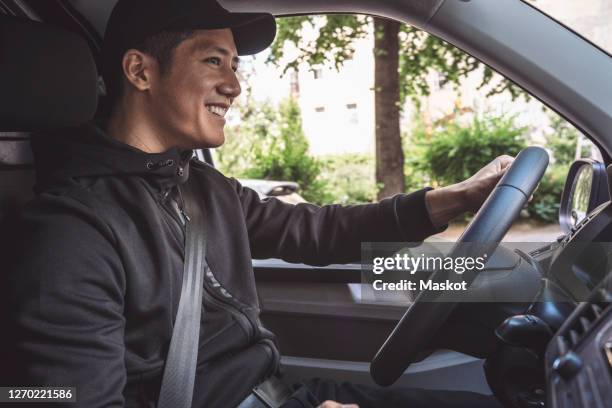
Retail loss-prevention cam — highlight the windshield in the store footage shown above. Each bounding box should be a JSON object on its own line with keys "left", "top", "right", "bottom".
{"left": 525, "top": 0, "right": 612, "bottom": 55}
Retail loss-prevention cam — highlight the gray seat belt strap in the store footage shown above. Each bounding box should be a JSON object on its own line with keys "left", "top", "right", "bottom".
{"left": 158, "top": 177, "right": 206, "bottom": 408}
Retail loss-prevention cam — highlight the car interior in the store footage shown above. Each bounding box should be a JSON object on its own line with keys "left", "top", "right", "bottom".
{"left": 0, "top": 1, "right": 611, "bottom": 407}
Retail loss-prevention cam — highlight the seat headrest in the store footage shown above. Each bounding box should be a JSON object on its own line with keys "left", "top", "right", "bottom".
{"left": 0, "top": 17, "right": 98, "bottom": 131}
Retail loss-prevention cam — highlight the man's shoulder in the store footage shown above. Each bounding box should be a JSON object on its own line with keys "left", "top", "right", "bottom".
{"left": 19, "top": 183, "right": 117, "bottom": 246}
{"left": 31, "top": 179, "right": 106, "bottom": 213}
{"left": 189, "top": 157, "right": 241, "bottom": 191}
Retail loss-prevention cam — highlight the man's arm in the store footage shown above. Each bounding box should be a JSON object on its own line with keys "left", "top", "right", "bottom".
{"left": 233, "top": 182, "right": 441, "bottom": 265}
{"left": 235, "top": 155, "right": 514, "bottom": 265}
{"left": 4, "top": 194, "right": 126, "bottom": 407}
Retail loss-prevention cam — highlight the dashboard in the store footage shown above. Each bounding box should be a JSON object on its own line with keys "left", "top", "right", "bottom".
{"left": 483, "top": 196, "right": 612, "bottom": 408}
{"left": 545, "top": 275, "right": 611, "bottom": 408}
{"left": 550, "top": 201, "right": 612, "bottom": 301}
{"left": 543, "top": 201, "right": 612, "bottom": 407}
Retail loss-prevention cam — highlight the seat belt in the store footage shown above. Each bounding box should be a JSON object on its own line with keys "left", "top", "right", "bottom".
{"left": 158, "top": 176, "right": 206, "bottom": 408}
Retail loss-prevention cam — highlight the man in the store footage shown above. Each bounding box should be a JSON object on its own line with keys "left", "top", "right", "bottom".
{"left": 5, "top": 0, "right": 510, "bottom": 407}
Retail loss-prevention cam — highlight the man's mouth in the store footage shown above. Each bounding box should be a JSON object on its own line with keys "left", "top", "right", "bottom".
{"left": 205, "top": 104, "right": 228, "bottom": 118}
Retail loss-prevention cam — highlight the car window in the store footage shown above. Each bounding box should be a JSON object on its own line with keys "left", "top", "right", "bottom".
{"left": 215, "top": 14, "right": 600, "bottom": 242}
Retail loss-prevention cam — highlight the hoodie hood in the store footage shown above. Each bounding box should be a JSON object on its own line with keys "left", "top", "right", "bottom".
{"left": 31, "top": 123, "right": 193, "bottom": 192}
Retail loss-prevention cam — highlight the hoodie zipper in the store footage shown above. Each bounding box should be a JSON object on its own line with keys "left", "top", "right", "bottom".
{"left": 201, "top": 281, "right": 254, "bottom": 343}
{"left": 166, "top": 187, "right": 255, "bottom": 343}
{"left": 158, "top": 191, "right": 187, "bottom": 243}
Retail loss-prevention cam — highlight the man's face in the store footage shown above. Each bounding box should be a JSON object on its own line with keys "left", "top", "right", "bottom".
{"left": 148, "top": 28, "right": 241, "bottom": 149}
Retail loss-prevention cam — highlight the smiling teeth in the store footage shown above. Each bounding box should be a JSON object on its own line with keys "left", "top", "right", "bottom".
{"left": 206, "top": 105, "right": 228, "bottom": 117}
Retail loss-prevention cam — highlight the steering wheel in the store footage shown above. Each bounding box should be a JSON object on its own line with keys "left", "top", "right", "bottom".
{"left": 370, "top": 146, "right": 549, "bottom": 386}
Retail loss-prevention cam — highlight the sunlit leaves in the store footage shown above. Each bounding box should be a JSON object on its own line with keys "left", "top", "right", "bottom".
{"left": 268, "top": 15, "right": 369, "bottom": 74}
{"left": 269, "top": 15, "right": 523, "bottom": 106}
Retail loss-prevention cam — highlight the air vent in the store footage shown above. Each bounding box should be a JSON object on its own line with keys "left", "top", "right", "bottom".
{"left": 568, "top": 329, "right": 580, "bottom": 346}
{"left": 560, "top": 300, "right": 611, "bottom": 349}
{"left": 591, "top": 303, "right": 603, "bottom": 317}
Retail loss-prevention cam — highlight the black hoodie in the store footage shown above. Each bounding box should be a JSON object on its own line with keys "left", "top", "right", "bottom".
{"left": 4, "top": 124, "right": 442, "bottom": 407}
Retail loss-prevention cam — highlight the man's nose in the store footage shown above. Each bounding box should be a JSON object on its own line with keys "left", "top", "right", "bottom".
{"left": 218, "top": 70, "right": 241, "bottom": 99}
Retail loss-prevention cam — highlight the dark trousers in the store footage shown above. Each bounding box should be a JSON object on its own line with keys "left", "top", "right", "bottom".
{"left": 280, "top": 378, "right": 503, "bottom": 408}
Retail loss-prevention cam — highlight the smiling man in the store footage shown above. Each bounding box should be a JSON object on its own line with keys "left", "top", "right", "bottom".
{"left": 105, "top": 29, "right": 241, "bottom": 152}
{"left": 5, "top": 0, "right": 508, "bottom": 407}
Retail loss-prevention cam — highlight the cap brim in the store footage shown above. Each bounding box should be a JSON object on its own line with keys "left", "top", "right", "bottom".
{"left": 230, "top": 14, "right": 276, "bottom": 56}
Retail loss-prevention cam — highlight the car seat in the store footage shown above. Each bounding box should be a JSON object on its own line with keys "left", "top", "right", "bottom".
{"left": 0, "top": 15, "right": 98, "bottom": 230}
{"left": 0, "top": 15, "right": 98, "bottom": 383}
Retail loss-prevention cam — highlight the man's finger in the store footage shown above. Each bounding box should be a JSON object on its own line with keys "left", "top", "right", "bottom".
{"left": 497, "top": 155, "right": 514, "bottom": 171}
{"left": 317, "top": 401, "right": 359, "bottom": 408}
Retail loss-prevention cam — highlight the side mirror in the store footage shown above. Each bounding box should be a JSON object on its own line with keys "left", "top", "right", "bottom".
{"left": 559, "top": 159, "right": 609, "bottom": 233}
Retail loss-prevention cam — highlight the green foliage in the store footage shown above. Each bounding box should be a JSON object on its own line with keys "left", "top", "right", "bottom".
{"left": 402, "top": 115, "right": 432, "bottom": 192}
{"left": 401, "top": 111, "right": 573, "bottom": 223}
{"left": 269, "top": 16, "right": 523, "bottom": 106}
{"left": 417, "top": 114, "right": 528, "bottom": 186}
{"left": 397, "top": 26, "right": 522, "bottom": 106}
{"left": 219, "top": 101, "right": 574, "bottom": 223}
{"left": 546, "top": 111, "right": 580, "bottom": 164}
{"left": 215, "top": 100, "right": 276, "bottom": 177}
{"left": 316, "top": 111, "right": 574, "bottom": 221}
{"left": 526, "top": 165, "right": 567, "bottom": 223}
{"left": 268, "top": 15, "right": 369, "bottom": 74}
{"left": 521, "top": 110, "right": 586, "bottom": 222}
{"left": 216, "top": 98, "right": 328, "bottom": 204}
{"left": 246, "top": 100, "right": 328, "bottom": 203}
{"left": 319, "top": 154, "right": 377, "bottom": 204}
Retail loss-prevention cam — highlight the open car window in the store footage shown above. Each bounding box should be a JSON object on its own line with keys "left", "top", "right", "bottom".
{"left": 216, "top": 13, "right": 601, "bottom": 242}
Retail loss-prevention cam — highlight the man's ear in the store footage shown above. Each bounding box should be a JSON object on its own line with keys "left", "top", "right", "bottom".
{"left": 121, "top": 49, "right": 158, "bottom": 91}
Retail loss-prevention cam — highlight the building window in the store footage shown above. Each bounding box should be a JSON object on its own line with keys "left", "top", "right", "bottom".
{"left": 315, "top": 106, "right": 325, "bottom": 113}
{"left": 313, "top": 69, "right": 323, "bottom": 79}
{"left": 346, "top": 103, "right": 358, "bottom": 124}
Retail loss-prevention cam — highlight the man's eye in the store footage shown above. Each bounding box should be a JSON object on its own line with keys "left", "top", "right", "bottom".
{"left": 205, "top": 57, "right": 221, "bottom": 65}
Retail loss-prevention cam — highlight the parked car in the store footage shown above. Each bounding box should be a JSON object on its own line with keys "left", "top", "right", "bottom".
{"left": 239, "top": 179, "right": 307, "bottom": 204}
{"left": 0, "top": 1, "right": 611, "bottom": 408}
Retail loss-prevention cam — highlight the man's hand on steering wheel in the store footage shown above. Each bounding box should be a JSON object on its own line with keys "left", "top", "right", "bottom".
{"left": 371, "top": 147, "right": 549, "bottom": 387}
{"left": 425, "top": 155, "right": 515, "bottom": 228}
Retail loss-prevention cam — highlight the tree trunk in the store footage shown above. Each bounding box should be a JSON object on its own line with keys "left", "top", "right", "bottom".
{"left": 374, "top": 17, "right": 404, "bottom": 201}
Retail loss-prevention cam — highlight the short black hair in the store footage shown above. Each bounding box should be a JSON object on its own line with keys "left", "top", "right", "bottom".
{"left": 105, "top": 29, "right": 194, "bottom": 104}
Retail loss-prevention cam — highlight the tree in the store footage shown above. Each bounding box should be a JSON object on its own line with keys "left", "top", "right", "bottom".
{"left": 268, "top": 15, "right": 521, "bottom": 200}
{"left": 216, "top": 97, "right": 328, "bottom": 204}
{"left": 374, "top": 18, "right": 404, "bottom": 199}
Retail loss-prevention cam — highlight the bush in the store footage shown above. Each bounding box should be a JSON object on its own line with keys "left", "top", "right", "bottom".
{"left": 219, "top": 101, "right": 572, "bottom": 223}
{"left": 403, "top": 112, "right": 569, "bottom": 224}
{"left": 215, "top": 101, "right": 276, "bottom": 176}
{"left": 417, "top": 114, "right": 528, "bottom": 186}
{"left": 527, "top": 111, "right": 579, "bottom": 223}
{"left": 320, "top": 154, "right": 376, "bottom": 204}
{"left": 403, "top": 115, "right": 432, "bottom": 192}
{"left": 217, "top": 98, "right": 329, "bottom": 204}
{"left": 526, "top": 165, "right": 567, "bottom": 223}
{"left": 244, "top": 99, "right": 328, "bottom": 203}
{"left": 527, "top": 111, "right": 584, "bottom": 223}
{"left": 546, "top": 112, "right": 579, "bottom": 165}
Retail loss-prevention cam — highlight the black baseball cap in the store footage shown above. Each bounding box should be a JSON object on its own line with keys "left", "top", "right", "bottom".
{"left": 102, "top": 0, "right": 276, "bottom": 92}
